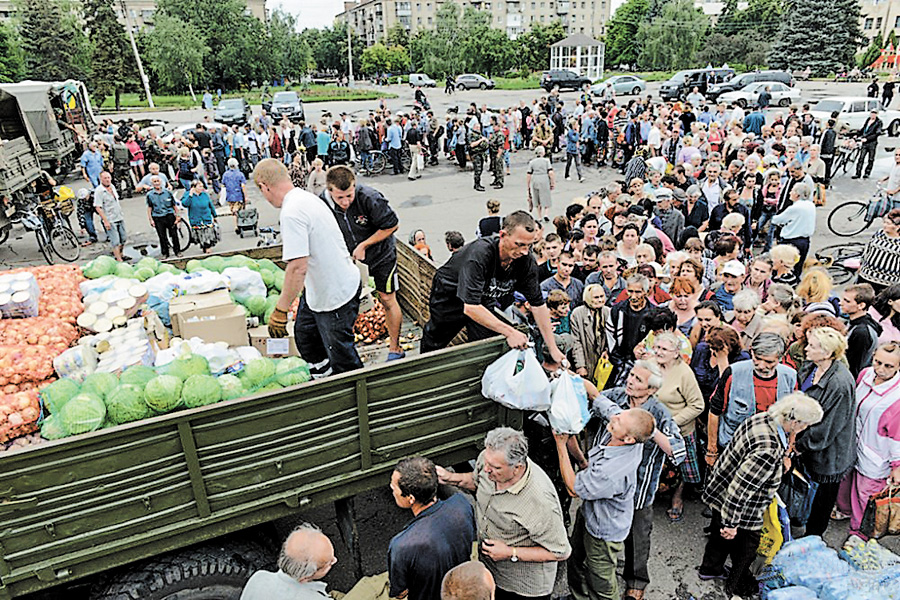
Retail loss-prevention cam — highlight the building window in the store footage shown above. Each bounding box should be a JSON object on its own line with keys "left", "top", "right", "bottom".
{"left": 895, "top": 15, "right": 900, "bottom": 28}
{"left": 417, "top": 16, "right": 422, "bottom": 23}
{"left": 531, "top": 1, "right": 535, "bottom": 7}
{"left": 428, "top": 16, "right": 432, "bottom": 23}
{"left": 865, "top": 17, "right": 873, "bottom": 29}
{"left": 540, "top": 14, "right": 545, "bottom": 20}
{"left": 877, "top": 17, "right": 883, "bottom": 29}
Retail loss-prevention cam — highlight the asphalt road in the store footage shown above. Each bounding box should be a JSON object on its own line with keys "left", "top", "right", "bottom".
{"left": 10, "top": 79, "right": 900, "bottom": 599}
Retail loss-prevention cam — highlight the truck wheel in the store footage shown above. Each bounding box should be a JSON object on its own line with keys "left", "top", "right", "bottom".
{"left": 889, "top": 120, "right": 900, "bottom": 137}
{"left": 90, "top": 540, "right": 272, "bottom": 600}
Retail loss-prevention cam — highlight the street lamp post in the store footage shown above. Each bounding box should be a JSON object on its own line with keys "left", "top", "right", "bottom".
{"left": 119, "top": 0, "right": 154, "bottom": 108}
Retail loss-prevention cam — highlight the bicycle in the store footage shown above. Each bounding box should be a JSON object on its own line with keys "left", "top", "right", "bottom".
{"left": 16, "top": 197, "right": 81, "bottom": 264}
{"left": 814, "top": 242, "right": 866, "bottom": 285}
{"left": 357, "top": 148, "right": 388, "bottom": 175}
{"left": 827, "top": 184, "right": 889, "bottom": 237}
{"left": 833, "top": 137, "right": 861, "bottom": 176}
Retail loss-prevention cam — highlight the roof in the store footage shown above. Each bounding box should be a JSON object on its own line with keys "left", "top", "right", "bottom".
{"left": 551, "top": 33, "right": 602, "bottom": 48}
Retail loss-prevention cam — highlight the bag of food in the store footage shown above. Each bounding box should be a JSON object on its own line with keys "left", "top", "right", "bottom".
{"left": 593, "top": 356, "right": 613, "bottom": 388}
{"left": 481, "top": 348, "right": 551, "bottom": 411}
{"left": 548, "top": 372, "right": 590, "bottom": 434}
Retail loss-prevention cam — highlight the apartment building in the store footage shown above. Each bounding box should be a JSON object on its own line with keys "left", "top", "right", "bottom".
{"left": 339, "top": 0, "right": 610, "bottom": 46}
{"left": 860, "top": 0, "right": 900, "bottom": 47}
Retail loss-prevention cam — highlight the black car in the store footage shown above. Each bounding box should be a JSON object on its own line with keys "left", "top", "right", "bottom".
{"left": 659, "top": 67, "right": 735, "bottom": 101}
{"left": 706, "top": 70, "right": 795, "bottom": 101}
{"left": 540, "top": 69, "right": 593, "bottom": 92}
{"left": 264, "top": 91, "right": 305, "bottom": 123}
{"left": 214, "top": 98, "right": 251, "bottom": 125}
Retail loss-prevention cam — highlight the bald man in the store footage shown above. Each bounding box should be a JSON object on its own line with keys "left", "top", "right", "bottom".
{"left": 441, "top": 561, "right": 495, "bottom": 600}
{"left": 240, "top": 523, "right": 337, "bottom": 600}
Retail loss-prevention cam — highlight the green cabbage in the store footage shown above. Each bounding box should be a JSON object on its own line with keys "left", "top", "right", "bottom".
{"left": 144, "top": 375, "right": 184, "bottom": 412}
{"left": 182, "top": 374, "right": 223, "bottom": 408}
{"left": 244, "top": 295, "right": 267, "bottom": 318}
{"left": 201, "top": 256, "right": 226, "bottom": 273}
{"left": 276, "top": 357, "right": 311, "bottom": 387}
{"left": 41, "top": 378, "right": 81, "bottom": 414}
{"left": 106, "top": 384, "right": 151, "bottom": 424}
{"left": 115, "top": 263, "right": 135, "bottom": 279}
{"left": 59, "top": 393, "right": 106, "bottom": 435}
{"left": 241, "top": 358, "right": 276, "bottom": 388}
{"left": 185, "top": 259, "right": 203, "bottom": 273}
{"left": 274, "top": 271, "right": 285, "bottom": 291}
{"left": 217, "top": 374, "right": 244, "bottom": 400}
{"left": 163, "top": 354, "right": 210, "bottom": 381}
{"left": 119, "top": 365, "right": 157, "bottom": 388}
{"left": 80, "top": 372, "right": 119, "bottom": 401}
{"left": 255, "top": 382, "right": 284, "bottom": 394}
{"left": 137, "top": 257, "right": 159, "bottom": 273}
{"left": 156, "top": 263, "right": 180, "bottom": 275}
{"left": 83, "top": 255, "right": 117, "bottom": 279}
{"left": 257, "top": 258, "right": 278, "bottom": 272}
{"left": 40, "top": 414, "right": 68, "bottom": 440}
{"left": 134, "top": 267, "right": 155, "bottom": 281}
{"left": 259, "top": 269, "right": 275, "bottom": 288}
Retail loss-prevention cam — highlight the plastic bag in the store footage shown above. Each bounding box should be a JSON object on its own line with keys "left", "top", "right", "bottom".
{"left": 548, "top": 372, "right": 590, "bottom": 434}
{"left": 758, "top": 497, "right": 785, "bottom": 564}
{"left": 593, "top": 356, "right": 613, "bottom": 388}
{"left": 481, "top": 349, "right": 551, "bottom": 411}
{"left": 767, "top": 587, "right": 817, "bottom": 600}
{"left": 222, "top": 267, "right": 266, "bottom": 303}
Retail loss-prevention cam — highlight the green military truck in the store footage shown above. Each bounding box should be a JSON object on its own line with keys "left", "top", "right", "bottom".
{"left": 0, "top": 241, "right": 511, "bottom": 600}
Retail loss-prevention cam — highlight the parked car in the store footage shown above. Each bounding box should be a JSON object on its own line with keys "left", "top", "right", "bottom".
{"left": 409, "top": 73, "right": 436, "bottom": 87}
{"left": 717, "top": 81, "right": 801, "bottom": 108}
{"left": 455, "top": 74, "right": 496, "bottom": 90}
{"left": 591, "top": 74, "right": 647, "bottom": 97}
{"left": 540, "top": 69, "right": 592, "bottom": 92}
{"left": 810, "top": 96, "right": 900, "bottom": 136}
{"left": 263, "top": 91, "right": 305, "bottom": 122}
{"left": 706, "top": 70, "right": 794, "bottom": 101}
{"left": 214, "top": 98, "right": 252, "bottom": 125}
{"left": 659, "top": 67, "right": 735, "bottom": 101}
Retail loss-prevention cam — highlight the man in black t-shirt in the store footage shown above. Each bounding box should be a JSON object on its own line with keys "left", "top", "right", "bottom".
{"left": 421, "top": 211, "right": 565, "bottom": 365}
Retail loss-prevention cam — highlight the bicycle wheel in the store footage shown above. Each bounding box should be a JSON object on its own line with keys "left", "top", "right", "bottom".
{"left": 826, "top": 263, "right": 857, "bottom": 285}
{"left": 842, "top": 148, "right": 859, "bottom": 174}
{"left": 400, "top": 147, "right": 412, "bottom": 172}
{"left": 35, "top": 230, "right": 53, "bottom": 265}
{"left": 815, "top": 242, "right": 867, "bottom": 263}
{"left": 828, "top": 201, "right": 870, "bottom": 236}
{"left": 49, "top": 225, "right": 81, "bottom": 262}
{"left": 370, "top": 152, "right": 387, "bottom": 174}
{"left": 177, "top": 219, "right": 193, "bottom": 252}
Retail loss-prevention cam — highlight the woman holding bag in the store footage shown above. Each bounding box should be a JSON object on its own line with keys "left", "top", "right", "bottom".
{"left": 570, "top": 283, "right": 610, "bottom": 385}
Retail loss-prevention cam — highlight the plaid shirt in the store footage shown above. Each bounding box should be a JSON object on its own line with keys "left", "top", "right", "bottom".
{"left": 701, "top": 412, "right": 787, "bottom": 531}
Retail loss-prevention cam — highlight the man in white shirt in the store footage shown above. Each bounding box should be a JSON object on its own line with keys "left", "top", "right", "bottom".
{"left": 699, "top": 162, "right": 728, "bottom": 213}
{"left": 241, "top": 523, "right": 337, "bottom": 600}
{"left": 254, "top": 159, "right": 363, "bottom": 376}
{"left": 880, "top": 148, "right": 900, "bottom": 201}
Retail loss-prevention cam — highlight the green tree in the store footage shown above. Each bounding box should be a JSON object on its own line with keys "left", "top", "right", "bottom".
{"left": 83, "top": 0, "right": 131, "bottom": 110}
{"left": 697, "top": 30, "right": 770, "bottom": 70}
{"left": 770, "top": 0, "right": 862, "bottom": 75}
{"left": 518, "top": 20, "right": 566, "bottom": 71}
{"left": 889, "top": 30, "right": 898, "bottom": 50}
{"left": 15, "top": 0, "right": 89, "bottom": 80}
{"left": 386, "top": 23, "right": 410, "bottom": 48}
{"left": 0, "top": 21, "right": 24, "bottom": 82}
{"left": 145, "top": 14, "right": 208, "bottom": 92}
{"left": 604, "top": 0, "right": 649, "bottom": 68}
{"left": 409, "top": 2, "right": 465, "bottom": 76}
{"left": 636, "top": 0, "right": 709, "bottom": 70}
{"left": 361, "top": 43, "right": 391, "bottom": 75}
{"left": 387, "top": 45, "right": 411, "bottom": 73}
{"left": 859, "top": 33, "right": 884, "bottom": 70}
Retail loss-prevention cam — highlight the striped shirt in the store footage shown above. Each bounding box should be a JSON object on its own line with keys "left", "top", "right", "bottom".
{"left": 859, "top": 231, "right": 900, "bottom": 287}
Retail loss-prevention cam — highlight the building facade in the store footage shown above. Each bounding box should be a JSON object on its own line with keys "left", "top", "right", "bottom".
{"left": 339, "top": 0, "right": 610, "bottom": 46}
{"left": 0, "top": 0, "right": 266, "bottom": 28}
{"left": 860, "top": 0, "right": 900, "bottom": 48}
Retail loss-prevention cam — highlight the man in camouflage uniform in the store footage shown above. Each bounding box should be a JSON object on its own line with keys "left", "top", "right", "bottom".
{"left": 489, "top": 116, "right": 505, "bottom": 189}
{"left": 469, "top": 120, "right": 488, "bottom": 192}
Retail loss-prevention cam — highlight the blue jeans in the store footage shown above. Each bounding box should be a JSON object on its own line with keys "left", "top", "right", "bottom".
{"left": 359, "top": 150, "right": 370, "bottom": 172}
{"left": 81, "top": 205, "right": 98, "bottom": 242}
{"left": 756, "top": 210, "right": 776, "bottom": 251}
{"left": 294, "top": 286, "right": 362, "bottom": 375}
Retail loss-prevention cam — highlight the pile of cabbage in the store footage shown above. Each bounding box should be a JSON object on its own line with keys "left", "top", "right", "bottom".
{"left": 81, "top": 255, "right": 287, "bottom": 323}
{"left": 38, "top": 354, "right": 311, "bottom": 440}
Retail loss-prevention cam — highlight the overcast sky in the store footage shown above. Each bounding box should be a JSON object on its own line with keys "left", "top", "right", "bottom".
{"left": 271, "top": 0, "right": 625, "bottom": 29}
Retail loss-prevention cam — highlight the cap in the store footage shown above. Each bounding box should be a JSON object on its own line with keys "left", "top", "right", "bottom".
{"left": 76, "top": 188, "right": 91, "bottom": 200}
{"left": 626, "top": 205, "right": 646, "bottom": 217}
{"left": 513, "top": 292, "right": 527, "bottom": 304}
{"left": 653, "top": 188, "right": 673, "bottom": 201}
{"left": 646, "top": 261, "right": 665, "bottom": 276}
{"left": 722, "top": 260, "right": 746, "bottom": 277}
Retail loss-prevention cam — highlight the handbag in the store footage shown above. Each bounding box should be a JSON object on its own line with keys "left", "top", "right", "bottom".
{"left": 777, "top": 468, "right": 819, "bottom": 527}
{"left": 416, "top": 150, "right": 425, "bottom": 171}
{"left": 813, "top": 182, "right": 827, "bottom": 207}
{"left": 592, "top": 356, "right": 613, "bottom": 389}
{"left": 860, "top": 483, "right": 900, "bottom": 539}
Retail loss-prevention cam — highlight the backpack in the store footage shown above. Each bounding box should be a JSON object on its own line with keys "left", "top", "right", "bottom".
{"left": 178, "top": 158, "right": 193, "bottom": 179}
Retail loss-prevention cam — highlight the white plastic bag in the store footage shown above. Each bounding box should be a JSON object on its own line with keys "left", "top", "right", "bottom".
{"left": 481, "top": 349, "right": 551, "bottom": 411}
{"left": 548, "top": 372, "right": 591, "bottom": 434}
{"left": 222, "top": 267, "right": 266, "bottom": 303}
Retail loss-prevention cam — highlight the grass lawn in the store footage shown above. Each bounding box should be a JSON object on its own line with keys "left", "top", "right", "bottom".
{"left": 495, "top": 75, "right": 543, "bottom": 90}
{"left": 97, "top": 85, "right": 396, "bottom": 111}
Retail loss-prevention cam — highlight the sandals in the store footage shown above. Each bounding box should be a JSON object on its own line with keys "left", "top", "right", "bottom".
{"left": 831, "top": 508, "right": 851, "bottom": 521}
{"left": 386, "top": 351, "right": 406, "bottom": 362}
{"left": 667, "top": 506, "right": 684, "bottom": 523}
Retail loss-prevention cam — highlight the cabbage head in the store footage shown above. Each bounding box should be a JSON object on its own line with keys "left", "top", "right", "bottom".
{"left": 255, "top": 382, "right": 284, "bottom": 394}
{"left": 185, "top": 259, "right": 203, "bottom": 273}
{"left": 80, "top": 372, "right": 119, "bottom": 401}
{"left": 83, "top": 255, "right": 117, "bottom": 279}
{"left": 164, "top": 354, "right": 210, "bottom": 381}
{"left": 59, "top": 393, "right": 106, "bottom": 435}
{"left": 137, "top": 257, "right": 159, "bottom": 273}
{"left": 241, "top": 358, "right": 276, "bottom": 388}
{"left": 144, "top": 375, "right": 184, "bottom": 412}
{"left": 119, "top": 365, "right": 157, "bottom": 388}
{"left": 40, "top": 414, "right": 68, "bottom": 440}
{"left": 276, "top": 357, "right": 311, "bottom": 387}
{"left": 259, "top": 269, "right": 275, "bottom": 288}
{"left": 106, "top": 384, "right": 151, "bottom": 424}
{"left": 274, "top": 271, "right": 285, "bottom": 291}
{"left": 41, "top": 378, "right": 81, "bottom": 414}
{"left": 182, "top": 374, "right": 223, "bottom": 408}
{"left": 134, "top": 267, "right": 155, "bottom": 281}
{"left": 201, "top": 256, "right": 226, "bottom": 273}
{"left": 115, "top": 263, "right": 135, "bottom": 279}
{"left": 244, "top": 295, "right": 267, "bottom": 318}
{"left": 217, "top": 374, "right": 245, "bottom": 400}
{"left": 156, "top": 263, "right": 180, "bottom": 275}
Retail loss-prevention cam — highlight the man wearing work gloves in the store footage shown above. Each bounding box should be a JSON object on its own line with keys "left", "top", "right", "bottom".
{"left": 253, "top": 159, "right": 363, "bottom": 376}
{"left": 420, "top": 210, "right": 566, "bottom": 366}
{"left": 320, "top": 166, "right": 405, "bottom": 361}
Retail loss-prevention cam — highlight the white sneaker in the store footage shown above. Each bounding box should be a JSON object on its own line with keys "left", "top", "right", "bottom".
{"left": 565, "top": 177, "right": 572, "bottom": 181}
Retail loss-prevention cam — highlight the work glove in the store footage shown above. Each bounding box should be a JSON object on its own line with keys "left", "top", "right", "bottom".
{"left": 268, "top": 307, "right": 289, "bottom": 338}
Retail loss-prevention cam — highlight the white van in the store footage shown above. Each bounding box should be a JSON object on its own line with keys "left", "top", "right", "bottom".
{"left": 409, "top": 73, "right": 436, "bottom": 88}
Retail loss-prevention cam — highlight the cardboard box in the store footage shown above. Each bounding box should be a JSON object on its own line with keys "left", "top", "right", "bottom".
{"left": 358, "top": 286, "right": 375, "bottom": 314}
{"left": 169, "top": 289, "right": 233, "bottom": 337}
{"left": 180, "top": 305, "right": 249, "bottom": 347}
{"left": 249, "top": 324, "right": 300, "bottom": 357}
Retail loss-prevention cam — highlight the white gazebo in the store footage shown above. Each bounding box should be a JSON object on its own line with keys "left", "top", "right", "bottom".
{"left": 550, "top": 34, "right": 605, "bottom": 81}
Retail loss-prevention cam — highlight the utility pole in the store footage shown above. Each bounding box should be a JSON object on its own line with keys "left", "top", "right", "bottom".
{"left": 119, "top": 0, "right": 154, "bottom": 108}
{"left": 347, "top": 12, "right": 355, "bottom": 88}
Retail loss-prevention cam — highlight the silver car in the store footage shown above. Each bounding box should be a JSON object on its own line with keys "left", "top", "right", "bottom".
{"left": 455, "top": 74, "right": 496, "bottom": 90}
{"left": 591, "top": 75, "right": 647, "bottom": 97}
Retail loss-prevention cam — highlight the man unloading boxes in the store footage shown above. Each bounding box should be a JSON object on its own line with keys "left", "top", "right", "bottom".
{"left": 253, "top": 159, "right": 362, "bottom": 376}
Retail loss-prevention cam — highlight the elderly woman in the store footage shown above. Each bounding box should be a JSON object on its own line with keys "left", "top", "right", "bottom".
{"left": 730, "top": 289, "right": 763, "bottom": 350}
{"left": 770, "top": 244, "right": 801, "bottom": 287}
{"left": 699, "top": 393, "right": 823, "bottom": 598}
{"left": 762, "top": 282, "right": 801, "bottom": 320}
{"left": 668, "top": 276, "right": 699, "bottom": 336}
{"left": 744, "top": 256, "right": 773, "bottom": 302}
{"left": 570, "top": 283, "right": 610, "bottom": 383}
{"left": 858, "top": 208, "right": 900, "bottom": 295}
{"left": 786, "top": 312, "right": 847, "bottom": 369}
{"left": 653, "top": 331, "right": 704, "bottom": 523}
{"left": 527, "top": 145, "right": 555, "bottom": 222}
{"left": 797, "top": 268, "right": 838, "bottom": 316}
{"left": 795, "top": 327, "right": 857, "bottom": 537}
{"left": 836, "top": 343, "right": 900, "bottom": 539}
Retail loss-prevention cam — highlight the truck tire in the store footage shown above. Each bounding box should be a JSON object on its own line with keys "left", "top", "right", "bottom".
{"left": 91, "top": 539, "right": 273, "bottom": 600}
